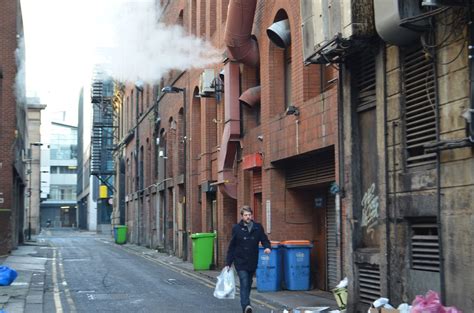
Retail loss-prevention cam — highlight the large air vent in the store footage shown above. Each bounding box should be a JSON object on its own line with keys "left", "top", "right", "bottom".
{"left": 411, "top": 221, "right": 440, "bottom": 272}
{"left": 285, "top": 149, "right": 335, "bottom": 188}
{"left": 355, "top": 51, "right": 376, "bottom": 112}
{"left": 358, "top": 264, "right": 381, "bottom": 305}
{"left": 403, "top": 46, "right": 437, "bottom": 167}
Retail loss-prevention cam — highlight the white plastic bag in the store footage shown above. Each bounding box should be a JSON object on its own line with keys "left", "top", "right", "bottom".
{"left": 213, "top": 267, "right": 235, "bottom": 299}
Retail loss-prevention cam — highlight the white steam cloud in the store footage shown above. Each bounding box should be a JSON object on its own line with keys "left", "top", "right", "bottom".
{"left": 22, "top": 0, "right": 221, "bottom": 106}
{"left": 95, "top": 0, "right": 221, "bottom": 83}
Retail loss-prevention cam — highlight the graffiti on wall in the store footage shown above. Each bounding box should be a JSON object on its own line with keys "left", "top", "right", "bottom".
{"left": 361, "top": 183, "right": 379, "bottom": 237}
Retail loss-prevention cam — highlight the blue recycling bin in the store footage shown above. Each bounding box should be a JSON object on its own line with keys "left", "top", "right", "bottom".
{"left": 281, "top": 240, "right": 313, "bottom": 291}
{"left": 256, "top": 241, "right": 282, "bottom": 292}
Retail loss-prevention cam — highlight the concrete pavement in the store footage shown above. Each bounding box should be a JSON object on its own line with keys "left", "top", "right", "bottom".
{"left": 0, "top": 241, "right": 47, "bottom": 313}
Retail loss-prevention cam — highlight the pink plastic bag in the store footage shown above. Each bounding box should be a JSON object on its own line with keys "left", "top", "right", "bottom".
{"left": 411, "top": 290, "right": 442, "bottom": 313}
{"left": 442, "top": 307, "right": 462, "bottom": 313}
{"left": 411, "top": 291, "right": 462, "bottom": 313}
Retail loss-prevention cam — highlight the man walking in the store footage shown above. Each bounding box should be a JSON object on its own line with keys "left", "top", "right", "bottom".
{"left": 225, "top": 205, "right": 271, "bottom": 313}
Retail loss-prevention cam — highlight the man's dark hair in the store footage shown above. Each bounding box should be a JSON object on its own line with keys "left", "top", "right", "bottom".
{"left": 240, "top": 205, "right": 253, "bottom": 215}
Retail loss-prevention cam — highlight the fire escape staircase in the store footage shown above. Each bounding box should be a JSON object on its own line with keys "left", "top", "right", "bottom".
{"left": 91, "top": 71, "right": 117, "bottom": 192}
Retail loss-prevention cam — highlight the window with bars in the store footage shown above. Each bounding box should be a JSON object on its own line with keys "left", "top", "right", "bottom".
{"left": 358, "top": 264, "right": 381, "bottom": 305}
{"left": 402, "top": 46, "right": 437, "bottom": 167}
{"left": 410, "top": 220, "right": 440, "bottom": 272}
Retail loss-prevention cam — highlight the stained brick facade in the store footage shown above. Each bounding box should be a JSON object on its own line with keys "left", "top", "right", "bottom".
{"left": 113, "top": 0, "right": 342, "bottom": 291}
{"left": 0, "top": 0, "right": 26, "bottom": 255}
{"left": 111, "top": 1, "right": 473, "bottom": 311}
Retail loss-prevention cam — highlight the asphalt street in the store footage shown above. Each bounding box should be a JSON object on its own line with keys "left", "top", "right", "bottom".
{"left": 39, "top": 229, "right": 274, "bottom": 313}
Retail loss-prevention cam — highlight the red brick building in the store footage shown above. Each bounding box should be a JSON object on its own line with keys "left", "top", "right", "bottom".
{"left": 113, "top": 0, "right": 343, "bottom": 292}
{"left": 0, "top": 0, "right": 27, "bottom": 255}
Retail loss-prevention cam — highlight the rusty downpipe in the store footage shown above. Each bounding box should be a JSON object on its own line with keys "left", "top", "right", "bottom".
{"left": 224, "top": 0, "right": 259, "bottom": 67}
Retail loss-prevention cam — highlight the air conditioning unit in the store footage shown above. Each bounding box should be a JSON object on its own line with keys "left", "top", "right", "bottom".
{"left": 199, "top": 69, "right": 215, "bottom": 97}
{"left": 300, "top": 0, "right": 375, "bottom": 64}
{"left": 201, "top": 180, "right": 217, "bottom": 193}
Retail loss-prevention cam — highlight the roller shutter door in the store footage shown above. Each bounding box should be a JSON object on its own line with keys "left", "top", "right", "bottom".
{"left": 326, "top": 193, "right": 338, "bottom": 289}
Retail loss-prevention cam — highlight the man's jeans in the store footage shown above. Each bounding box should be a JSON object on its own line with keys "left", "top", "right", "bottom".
{"left": 237, "top": 270, "right": 255, "bottom": 311}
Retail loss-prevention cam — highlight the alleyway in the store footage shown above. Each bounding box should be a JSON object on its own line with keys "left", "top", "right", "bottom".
{"left": 40, "top": 229, "right": 273, "bottom": 313}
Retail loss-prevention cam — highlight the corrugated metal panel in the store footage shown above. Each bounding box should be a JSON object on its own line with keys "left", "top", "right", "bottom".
{"left": 326, "top": 193, "right": 338, "bottom": 289}
{"left": 403, "top": 46, "right": 437, "bottom": 167}
{"left": 358, "top": 264, "right": 381, "bottom": 305}
{"left": 253, "top": 170, "right": 262, "bottom": 193}
{"left": 411, "top": 222, "right": 440, "bottom": 272}
{"left": 286, "top": 152, "right": 335, "bottom": 188}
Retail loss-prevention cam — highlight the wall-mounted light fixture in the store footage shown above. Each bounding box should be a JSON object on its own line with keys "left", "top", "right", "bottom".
{"left": 158, "top": 150, "right": 167, "bottom": 159}
{"left": 285, "top": 105, "right": 300, "bottom": 116}
{"left": 421, "top": 0, "right": 439, "bottom": 6}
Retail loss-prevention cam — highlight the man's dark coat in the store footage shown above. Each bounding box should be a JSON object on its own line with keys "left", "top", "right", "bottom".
{"left": 226, "top": 220, "right": 271, "bottom": 271}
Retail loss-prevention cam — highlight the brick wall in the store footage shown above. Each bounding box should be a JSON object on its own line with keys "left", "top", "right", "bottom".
{"left": 117, "top": 0, "right": 341, "bottom": 269}
{"left": 0, "top": 0, "right": 21, "bottom": 255}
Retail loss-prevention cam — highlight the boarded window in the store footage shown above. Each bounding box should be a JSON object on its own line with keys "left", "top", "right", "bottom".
{"left": 402, "top": 46, "right": 437, "bottom": 167}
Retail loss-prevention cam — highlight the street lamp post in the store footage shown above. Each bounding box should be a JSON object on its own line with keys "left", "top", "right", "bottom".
{"left": 28, "top": 142, "right": 43, "bottom": 240}
{"left": 161, "top": 86, "right": 187, "bottom": 259}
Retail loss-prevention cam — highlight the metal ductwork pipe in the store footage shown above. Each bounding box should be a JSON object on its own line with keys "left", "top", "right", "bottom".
{"left": 224, "top": 0, "right": 259, "bottom": 67}
{"left": 373, "top": 0, "right": 425, "bottom": 46}
{"left": 266, "top": 19, "right": 291, "bottom": 49}
{"left": 239, "top": 86, "right": 261, "bottom": 107}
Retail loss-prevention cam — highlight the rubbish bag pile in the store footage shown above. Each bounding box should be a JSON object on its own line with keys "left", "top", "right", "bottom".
{"left": 411, "top": 290, "right": 462, "bottom": 313}
{"left": 368, "top": 291, "right": 462, "bottom": 313}
{"left": 327, "top": 277, "right": 462, "bottom": 313}
{"left": 0, "top": 266, "right": 17, "bottom": 286}
{"left": 213, "top": 267, "right": 235, "bottom": 299}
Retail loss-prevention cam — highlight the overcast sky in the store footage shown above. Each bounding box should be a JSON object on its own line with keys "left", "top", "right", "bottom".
{"left": 20, "top": 0, "right": 221, "bottom": 142}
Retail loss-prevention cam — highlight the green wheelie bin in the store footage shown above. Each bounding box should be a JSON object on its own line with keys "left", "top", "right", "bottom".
{"left": 114, "top": 225, "right": 128, "bottom": 244}
{"left": 190, "top": 232, "right": 216, "bottom": 270}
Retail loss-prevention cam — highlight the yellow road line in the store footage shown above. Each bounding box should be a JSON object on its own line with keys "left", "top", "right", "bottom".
{"left": 57, "top": 250, "right": 77, "bottom": 312}
{"left": 51, "top": 248, "right": 64, "bottom": 313}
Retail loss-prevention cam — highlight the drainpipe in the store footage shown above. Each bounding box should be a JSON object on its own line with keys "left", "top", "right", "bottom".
{"left": 382, "top": 45, "right": 392, "bottom": 301}
{"left": 182, "top": 88, "right": 188, "bottom": 260}
{"left": 469, "top": 7, "right": 474, "bottom": 143}
{"left": 337, "top": 65, "right": 345, "bottom": 281}
{"left": 432, "top": 39, "right": 446, "bottom": 304}
{"left": 135, "top": 88, "right": 141, "bottom": 245}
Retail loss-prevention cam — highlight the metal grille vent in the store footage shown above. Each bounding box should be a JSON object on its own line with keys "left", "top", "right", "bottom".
{"left": 411, "top": 222, "right": 440, "bottom": 272}
{"left": 285, "top": 151, "right": 335, "bottom": 188}
{"left": 358, "top": 264, "right": 381, "bottom": 305}
{"left": 355, "top": 52, "right": 376, "bottom": 112}
{"left": 403, "top": 47, "right": 437, "bottom": 167}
